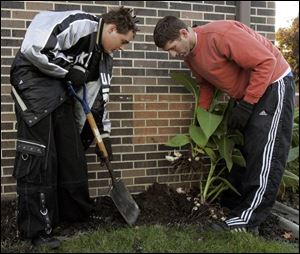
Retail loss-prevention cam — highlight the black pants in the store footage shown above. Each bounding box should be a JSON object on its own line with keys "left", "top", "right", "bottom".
{"left": 13, "top": 98, "right": 94, "bottom": 239}
{"left": 222, "top": 75, "right": 295, "bottom": 228}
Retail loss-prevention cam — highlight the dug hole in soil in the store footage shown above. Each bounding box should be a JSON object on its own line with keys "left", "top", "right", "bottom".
{"left": 1, "top": 182, "right": 299, "bottom": 253}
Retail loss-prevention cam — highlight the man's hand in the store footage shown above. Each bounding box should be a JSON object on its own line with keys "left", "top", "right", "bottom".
{"left": 228, "top": 100, "right": 254, "bottom": 131}
{"left": 95, "top": 137, "right": 113, "bottom": 163}
{"left": 65, "top": 65, "right": 87, "bottom": 88}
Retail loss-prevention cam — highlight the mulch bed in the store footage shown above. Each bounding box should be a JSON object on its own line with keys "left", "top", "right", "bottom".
{"left": 1, "top": 182, "right": 298, "bottom": 253}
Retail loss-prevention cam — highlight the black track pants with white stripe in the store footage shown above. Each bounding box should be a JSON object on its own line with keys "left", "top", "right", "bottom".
{"left": 225, "top": 75, "right": 295, "bottom": 228}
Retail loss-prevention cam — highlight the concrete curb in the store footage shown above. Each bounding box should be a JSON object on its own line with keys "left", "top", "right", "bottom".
{"left": 273, "top": 201, "right": 299, "bottom": 224}
{"left": 272, "top": 213, "right": 299, "bottom": 238}
{"left": 271, "top": 201, "right": 299, "bottom": 239}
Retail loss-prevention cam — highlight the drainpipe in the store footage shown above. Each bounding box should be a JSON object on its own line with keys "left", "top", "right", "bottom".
{"left": 236, "top": 1, "right": 251, "bottom": 26}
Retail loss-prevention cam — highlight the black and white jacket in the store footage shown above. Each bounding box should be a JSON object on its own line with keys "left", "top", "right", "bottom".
{"left": 10, "top": 10, "right": 113, "bottom": 145}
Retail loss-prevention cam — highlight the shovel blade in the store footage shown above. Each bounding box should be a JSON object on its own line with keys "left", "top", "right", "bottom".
{"left": 109, "top": 178, "right": 140, "bottom": 226}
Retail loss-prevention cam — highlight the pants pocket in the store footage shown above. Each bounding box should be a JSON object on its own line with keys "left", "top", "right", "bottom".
{"left": 13, "top": 139, "right": 46, "bottom": 184}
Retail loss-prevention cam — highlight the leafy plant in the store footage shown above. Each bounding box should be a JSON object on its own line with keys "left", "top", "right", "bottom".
{"left": 275, "top": 15, "right": 299, "bottom": 199}
{"left": 278, "top": 107, "right": 299, "bottom": 199}
{"left": 166, "top": 73, "right": 245, "bottom": 204}
{"left": 276, "top": 16, "right": 299, "bottom": 88}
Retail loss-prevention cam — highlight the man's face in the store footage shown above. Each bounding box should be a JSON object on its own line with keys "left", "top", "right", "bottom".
{"left": 163, "top": 29, "right": 191, "bottom": 59}
{"left": 102, "top": 24, "right": 134, "bottom": 54}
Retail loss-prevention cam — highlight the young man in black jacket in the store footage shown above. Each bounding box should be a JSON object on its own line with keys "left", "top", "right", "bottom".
{"left": 10, "top": 7, "right": 138, "bottom": 249}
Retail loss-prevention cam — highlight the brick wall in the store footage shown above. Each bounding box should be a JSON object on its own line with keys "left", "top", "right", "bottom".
{"left": 1, "top": 1, "right": 276, "bottom": 198}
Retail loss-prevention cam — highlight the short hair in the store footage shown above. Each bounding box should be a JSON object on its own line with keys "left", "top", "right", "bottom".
{"left": 102, "top": 6, "right": 139, "bottom": 36}
{"left": 153, "top": 16, "right": 188, "bottom": 48}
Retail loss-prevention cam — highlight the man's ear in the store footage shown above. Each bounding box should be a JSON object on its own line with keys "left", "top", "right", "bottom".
{"left": 107, "top": 23, "right": 117, "bottom": 34}
{"left": 179, "top": 28, "right": 189, "bottom": 38}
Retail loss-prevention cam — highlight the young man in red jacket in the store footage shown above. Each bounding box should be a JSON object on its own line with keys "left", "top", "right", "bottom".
{"left": 154, "top": 16, "right": 295, "bottom": 234}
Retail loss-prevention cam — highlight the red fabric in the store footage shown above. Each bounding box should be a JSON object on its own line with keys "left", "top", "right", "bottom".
{"left": 184, "top": 20, "right": 289, "bottom": 110}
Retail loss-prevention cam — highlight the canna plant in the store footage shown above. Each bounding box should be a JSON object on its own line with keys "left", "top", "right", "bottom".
{"left": 278, "top": 107, "right": 299, "bottom": 199}
{"left": 166, "top": 73, "right": 245, "bottom": 204}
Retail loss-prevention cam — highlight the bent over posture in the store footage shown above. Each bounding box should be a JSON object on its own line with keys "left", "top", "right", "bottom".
{"left": 153, "top": 16, "right": 295, "bottom": 234}
{"left": 10, "top": 7, "right": 138, "bottom": 248}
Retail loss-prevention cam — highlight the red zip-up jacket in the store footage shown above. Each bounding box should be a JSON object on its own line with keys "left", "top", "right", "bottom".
{"left": 184, "top": 20, "right": 290, "bottom": 110}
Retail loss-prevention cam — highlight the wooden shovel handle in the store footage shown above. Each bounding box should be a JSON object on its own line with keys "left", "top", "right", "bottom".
{"left": 86, "top": 112, "right": 109, "bottom": 159}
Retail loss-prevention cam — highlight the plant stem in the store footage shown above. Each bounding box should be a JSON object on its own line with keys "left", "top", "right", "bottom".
{"left": 202, "top": 162, "right": 216, "bottom": 203}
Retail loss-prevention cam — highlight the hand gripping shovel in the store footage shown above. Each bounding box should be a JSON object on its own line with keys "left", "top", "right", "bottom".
{"left": 67, "top": 82, "right": 140, "bottom": 226}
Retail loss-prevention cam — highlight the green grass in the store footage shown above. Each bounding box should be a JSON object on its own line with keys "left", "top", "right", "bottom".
{"left": 40, "top": 224, "right": 298, "bottom": 253}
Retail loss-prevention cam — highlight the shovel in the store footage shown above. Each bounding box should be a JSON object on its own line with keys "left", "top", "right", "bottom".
{"left": 67, "top": 82, "right": 140, "bottom": 226}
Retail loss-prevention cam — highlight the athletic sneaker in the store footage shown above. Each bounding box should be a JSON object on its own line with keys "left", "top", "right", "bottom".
{"left": 209, "top": 221, "right": 259, "bottom": 236}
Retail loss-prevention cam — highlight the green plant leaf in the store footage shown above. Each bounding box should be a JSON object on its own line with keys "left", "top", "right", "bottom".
{"left": 211, "top": 102, "right": 228, "bottom": 114}
{"left": 166, "top": 134, "right": 190, "bottom": 147}
{"left": 292, "top": 122, "right": 299, "bottom": 130}
{"left": 170, "top": 73, "right": 199, "bottom": 99}
{"left": 203, "top": 147, "right": 217, "bottom": 163}
{"left": 282, "top": 170, "right": 299, "bottom": 189}
{"left": 209, "top": 184, "right": 229, "bottom": 203}
{"left": 209, "top": 89, "right": 224, "bottom": 112}
{"left": 228, "top": 132, "right": 244, "bottom": 146}
{"left": 287, "top": 146, "right": 299, "bottom": 162}
{"left": 293, "top": 107, "right": 299, "bottom": 121}
{"left": 214, "top": 136, "right": 235, "bottom": 170}
{"left": 213, "top": 177, "right": 241, "bottom": 196}
{"left": 189, "top": 125, "right": 208, "bottom": 148}
{"left": 170, "top": 73, "right": 199, "bottom": 125}
{"left": 196, "top": 107, "right": 223, "bottom": 140}
{"left": 232, "top": 149, "right": 246, "bottom": 167}
{"left": 283, "top": 169, "right": 299, "bottom": 180}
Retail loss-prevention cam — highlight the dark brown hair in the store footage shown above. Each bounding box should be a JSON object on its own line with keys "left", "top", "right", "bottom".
{"left": 153, "top": 16, "right": 188, "bottom": 48}
{"left": 102, "top": 6, "right": 139, "bottom": 36}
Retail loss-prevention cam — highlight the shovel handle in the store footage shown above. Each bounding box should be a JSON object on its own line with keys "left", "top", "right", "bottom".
{"left": 67, "top": 82, "right": 116, "bottom": 182}
{"left": 86, "top": 111, "right": 117, "bottom": 183}
{"left": 86, "top": 112, "right": 109, "bottom": 159}
{"left": 67, "top": 81, "right": 107, "bottom": 157}
{"left": 67, "top": 82, "right": 109, "bottom": 159}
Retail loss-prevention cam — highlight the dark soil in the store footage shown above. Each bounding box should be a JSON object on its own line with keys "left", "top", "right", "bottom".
{"left": 1, "top": 182, "right": 298, "bottom": 253}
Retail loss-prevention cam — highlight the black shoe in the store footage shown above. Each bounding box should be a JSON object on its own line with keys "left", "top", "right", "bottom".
{"left": 209, "top": 221, "right": 231, "bottom": 232}
{"left": 31, "top": 233, "right": 60, "bottom": 249}
{"left": 247, "top": 226, "right": 259, "bottom": 236}
{"left": 209, "top": 221, "right": 259, "bottom": 236}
